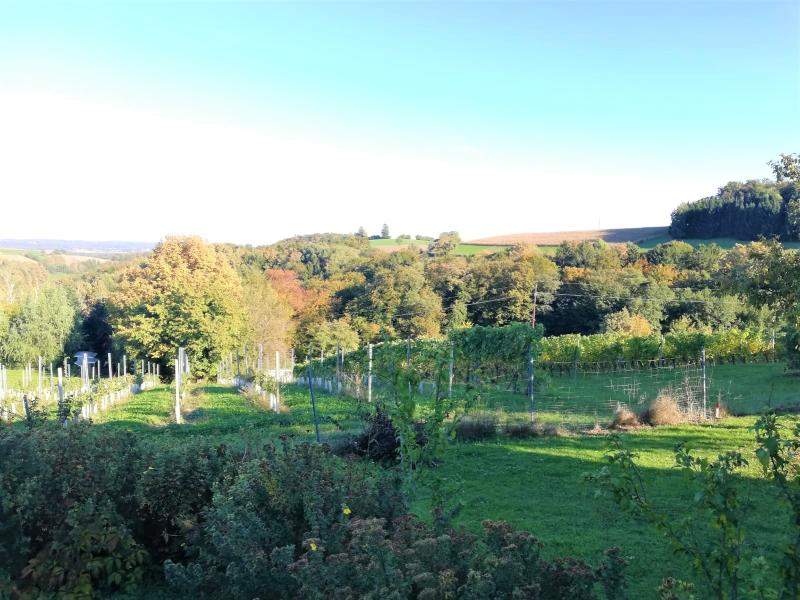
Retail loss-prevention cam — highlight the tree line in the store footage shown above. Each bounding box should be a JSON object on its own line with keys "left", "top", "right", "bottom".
{"left": 669, "top": 153, "right": 800, "bottom": 241}
{"left": 1, "top": 161, "right": 798, "bottom": 377}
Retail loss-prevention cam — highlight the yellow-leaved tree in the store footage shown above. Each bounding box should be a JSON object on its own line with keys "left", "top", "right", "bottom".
{"left": 111, "top": 236, "right": 245, "bottom": 378}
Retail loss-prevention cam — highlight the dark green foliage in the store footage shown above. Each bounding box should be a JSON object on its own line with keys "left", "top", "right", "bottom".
{"left": 352, "top": 409, "right": 401, "bottom": 462}
{"left": 669, "top": 180, "right": 790, "bottom": 240}
{"left": 165, "top": 441, "right": 407, "bottom": 598}
{"left": 288, "top": 517, "right": 624, "bottom": 600}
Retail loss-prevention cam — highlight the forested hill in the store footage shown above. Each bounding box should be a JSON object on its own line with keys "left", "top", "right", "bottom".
{"left": 669, "top": 153, "right": 800, "bottom": 242}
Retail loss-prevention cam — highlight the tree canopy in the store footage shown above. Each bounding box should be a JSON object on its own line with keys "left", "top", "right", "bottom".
{"left": 111, "top": 237, "right": 245, "bottom": 377}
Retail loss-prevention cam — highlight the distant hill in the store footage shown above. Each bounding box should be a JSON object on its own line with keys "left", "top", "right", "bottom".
{"left": 0, "top": 239, "right": 154, "bottom": 254}
{"left": 468, "top": 227, "right": 669, "bottom": 246}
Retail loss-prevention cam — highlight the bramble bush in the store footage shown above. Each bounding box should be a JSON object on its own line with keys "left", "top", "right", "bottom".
{"left": 2, "top": 423, "right": 631, "bottom": 599}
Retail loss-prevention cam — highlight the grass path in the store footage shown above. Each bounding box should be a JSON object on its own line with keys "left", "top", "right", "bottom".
{"left": 95, "top": 382, "right": 365, "bottom": 445}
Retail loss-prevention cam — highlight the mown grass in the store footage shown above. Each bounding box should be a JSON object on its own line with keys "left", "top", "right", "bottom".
{"left": 411, "top": 417, "right": 796, "bottom": 597}
{"left": 409, "top": 362, "right": 799, "bottom": 429}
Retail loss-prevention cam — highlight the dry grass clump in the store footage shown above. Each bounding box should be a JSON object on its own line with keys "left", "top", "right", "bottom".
{"left": 503, "top": 420, "right": 540, "bottom": 438}
{"left": 455, "top": 414, "right": 498, "bottom": 441}
{"left": 540, "top": 424, "right": 566, "bottom": 437}
{"left": 642, "top": 393, "right": 686, "bottom": 426}
{"left": 611, "top": 406, "right": 640, "bottom": 429}
{"left": 500, "top": 420, "right": 567, "bottom": 438}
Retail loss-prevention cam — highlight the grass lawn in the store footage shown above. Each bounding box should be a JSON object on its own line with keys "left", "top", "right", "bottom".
{"left": 426, "top": 362, "right": 799, "bottom": 428}
{"left": 411, "top": 417, "right": 795, "bottom": 597}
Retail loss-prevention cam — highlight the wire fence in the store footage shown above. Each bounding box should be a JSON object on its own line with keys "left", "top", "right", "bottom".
{"left": 292, "top": 352, "right": 728, "bottom": 429}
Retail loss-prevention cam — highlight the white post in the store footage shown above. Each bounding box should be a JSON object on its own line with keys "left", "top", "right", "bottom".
{"left": 175, "top": 350, "right": 183, "bottom": 424}
{"left": 448, "top": 343, "right": 454, "bottom": 398}
{"left": 367, "top": 343, "right": 373, "bottom": 403}
{"left": 81, "top": 353, "right": 89, "bottom": 391}
{"left": 701, "top": 347, "right": 707, "bottom": 418}
{"left": 108, "top": 353, "right": 113, "bottom": 380}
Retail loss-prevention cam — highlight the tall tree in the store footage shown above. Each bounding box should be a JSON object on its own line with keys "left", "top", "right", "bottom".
{"left": 111, "top": 237, "right": 245, "bottom": 377}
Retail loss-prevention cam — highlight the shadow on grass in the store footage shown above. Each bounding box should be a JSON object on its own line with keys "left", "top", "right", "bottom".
{"left": 416, "top": 432, "right": 788, "bottom": 597}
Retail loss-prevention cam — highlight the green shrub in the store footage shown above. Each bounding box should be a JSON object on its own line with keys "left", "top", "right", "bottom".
{"left": 2, "top": 423, "right": 627, "bottom": 598}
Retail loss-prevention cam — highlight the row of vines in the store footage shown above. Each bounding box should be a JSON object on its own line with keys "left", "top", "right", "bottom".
{"left": 302, "top": 325, "right": 780, "bottom": 385}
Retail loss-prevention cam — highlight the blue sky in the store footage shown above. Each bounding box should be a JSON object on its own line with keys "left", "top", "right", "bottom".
{"left": 1, "top": 1, "right": 798, "bottom": 243}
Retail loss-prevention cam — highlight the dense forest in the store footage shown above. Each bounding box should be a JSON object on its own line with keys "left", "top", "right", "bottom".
{"left": 669, "top": 153, "right": 800, "bottom": 241}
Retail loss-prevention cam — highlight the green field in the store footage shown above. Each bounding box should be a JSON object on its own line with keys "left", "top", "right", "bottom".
{"left": 637, "top": 235, "right": 800, "bottom": 250}
{"left": 411, "top": 417, "right": 791, "bottom": 596}
{"left": 368, "top": 238, "right": 509, "bottom": 256}
{"left": 93, "top": 383, "right": 363, "bottom": 446}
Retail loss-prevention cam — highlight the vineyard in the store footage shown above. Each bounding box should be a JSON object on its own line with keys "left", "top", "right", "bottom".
{"left": 289, "top": 324, "right": 791, "bottom": 426}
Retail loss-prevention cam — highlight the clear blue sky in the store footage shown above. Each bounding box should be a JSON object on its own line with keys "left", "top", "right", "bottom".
{"left": 1, "top": 1, "right": 798, "bottom": 243}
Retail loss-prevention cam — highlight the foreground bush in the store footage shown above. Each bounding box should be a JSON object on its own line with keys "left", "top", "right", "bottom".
{"left": 0, "top": 423, "right": 626, "bottom": 598}
{"left": 0, "top": 424, "right": 403, "bottom": 598}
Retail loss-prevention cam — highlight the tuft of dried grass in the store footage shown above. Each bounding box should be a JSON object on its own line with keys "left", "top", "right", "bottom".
{"left": 642, "top": 393, "right": 686, "bottom": 426}
{"left": 503, "top": 420, "right": 541, "bottom": 439}
{"left": 455, "top": 414, "right": 498, "bottom": 442}
{"left": 611, "top": 406, "right": 640, "bottom": 429}
{"left": 541, "top": 424, "right": 566, "bottom": 437}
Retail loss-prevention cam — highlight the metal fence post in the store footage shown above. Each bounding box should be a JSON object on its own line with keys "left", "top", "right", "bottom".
{"left": 701, "top": 347, "right": 707, "bottom": 418}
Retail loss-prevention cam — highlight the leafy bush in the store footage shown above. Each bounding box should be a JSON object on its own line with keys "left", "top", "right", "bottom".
{"left": 288, "top": 518, "right": 626, "bottom": 600}
{"left": 352, "top": 409, "right": 401, "bottom": 462}
{"left": 2, "top": 421, "right": 631, "bottom": 598}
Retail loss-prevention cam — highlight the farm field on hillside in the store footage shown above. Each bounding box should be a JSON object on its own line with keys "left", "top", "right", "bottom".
{"left": 368, "top": 238, "right": 509, "bottom": 255}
